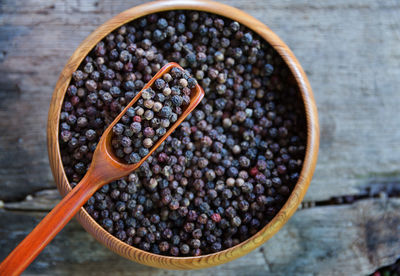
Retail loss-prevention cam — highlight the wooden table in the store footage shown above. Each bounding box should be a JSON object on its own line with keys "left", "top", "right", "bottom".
{"left": 1, "top": 0, "right": 399, "bottom": 275}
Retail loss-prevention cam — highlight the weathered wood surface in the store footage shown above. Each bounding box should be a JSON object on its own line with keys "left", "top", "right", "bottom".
{"left": 1, "top": 0, "right": 399, "bottom": 202}
{"left": 1, "top": 192, "right": 399, "bottom": 276}
{"left": 1, "top": 0, "right": 400, "bottom": 275}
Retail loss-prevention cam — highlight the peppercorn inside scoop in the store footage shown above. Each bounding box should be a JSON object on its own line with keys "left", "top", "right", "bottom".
{"left": 111, "top": 67, "right": 197, "bottom": 164}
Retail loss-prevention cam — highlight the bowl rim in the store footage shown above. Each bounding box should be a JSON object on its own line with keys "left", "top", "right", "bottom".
{"left": 47, "top": 0, "right": 319, "bottom": 270}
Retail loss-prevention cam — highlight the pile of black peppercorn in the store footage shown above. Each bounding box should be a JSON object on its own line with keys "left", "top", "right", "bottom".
{"left": 59, "top": 11, "right": 307, "bottom": 257}
{"left": 111, "top": 67, "right": 196, "bottom": 164}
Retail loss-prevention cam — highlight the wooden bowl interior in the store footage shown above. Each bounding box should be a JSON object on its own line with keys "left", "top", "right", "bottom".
{"left": 47, "top": 0, "right": 319, "bottom": 270}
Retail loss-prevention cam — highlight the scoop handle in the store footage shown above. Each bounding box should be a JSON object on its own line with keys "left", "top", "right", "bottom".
{"left": 0, "top": 174, "right": 103, "bottom": 276}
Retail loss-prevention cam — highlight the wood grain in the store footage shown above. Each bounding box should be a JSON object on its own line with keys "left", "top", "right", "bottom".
{"left": 46, "top": 0, "right": 319, "bottom": 270}
{"left": 1, "top": 0, "right": 400, "bottom": 274}
{"left": 0, "top": 174, "right": 101, "bottom": 276}
{"left": 1, "top": 194, "right": 399, "bottom": 275}
{"left": 1, "top": 0, "right": 399, "bottom": 203}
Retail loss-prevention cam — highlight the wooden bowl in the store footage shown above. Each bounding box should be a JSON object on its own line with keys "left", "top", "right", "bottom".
{"left": 47, "top": 0, "right": 319, "bottom": 270}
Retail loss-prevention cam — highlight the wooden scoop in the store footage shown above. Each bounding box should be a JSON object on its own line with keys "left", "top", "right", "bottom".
{"left": 0, "top": 62, "right": 204, "bottom": 275}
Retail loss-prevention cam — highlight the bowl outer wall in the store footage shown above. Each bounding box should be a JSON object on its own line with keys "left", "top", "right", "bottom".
{"left": 47, "top": 0, "right": 319, "bottom": 270}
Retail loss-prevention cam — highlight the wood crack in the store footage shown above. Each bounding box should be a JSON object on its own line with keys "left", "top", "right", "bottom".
{"left": 300, "top": 181, "right": 400, "bottom": 210}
